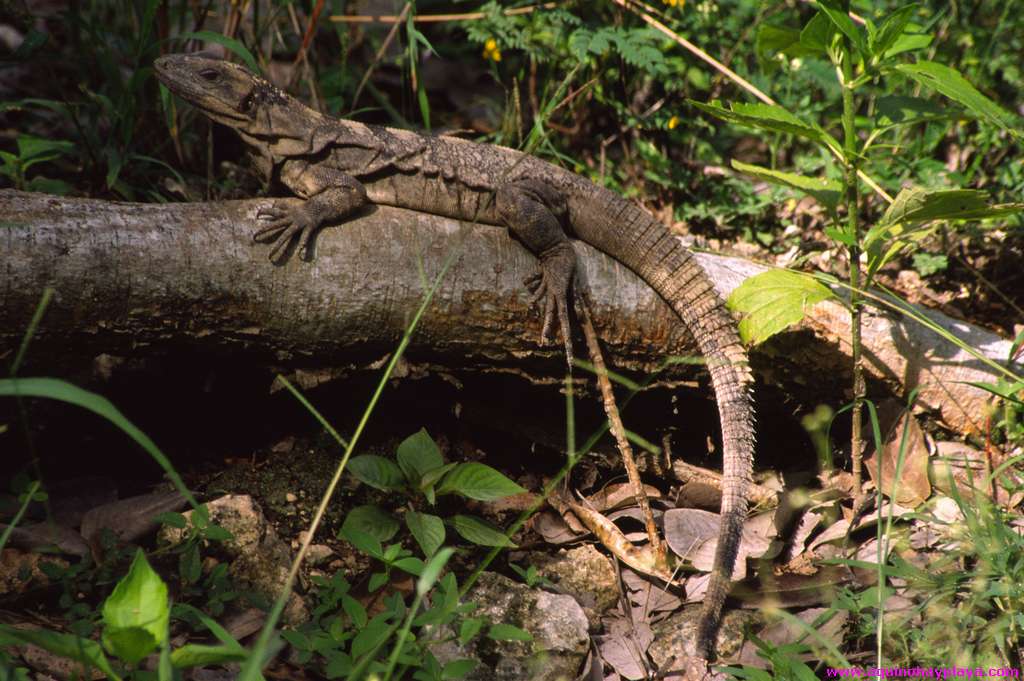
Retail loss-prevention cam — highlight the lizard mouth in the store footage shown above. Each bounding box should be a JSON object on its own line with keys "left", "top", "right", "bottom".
{"left": 153, "top": 54, "right": 251, "bottom": 124}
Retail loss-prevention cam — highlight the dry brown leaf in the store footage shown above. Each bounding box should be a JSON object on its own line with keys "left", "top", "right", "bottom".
{"left": 663, "top": 508, "right": 772, "bottom": 581}
{"left": 864, "top": 405, "right": 931, "bottom": 507}
{"left": 587, "top": 482, "right": 662, "bottom": 512}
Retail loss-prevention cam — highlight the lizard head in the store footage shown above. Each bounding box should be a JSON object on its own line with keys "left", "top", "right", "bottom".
{"left": 155, "top": 53, "right": 316, "bottom": 150}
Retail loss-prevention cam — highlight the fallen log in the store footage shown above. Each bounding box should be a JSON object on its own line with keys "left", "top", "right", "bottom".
{"left": 1, "top": 189, "right": 1017, "bottom": 435}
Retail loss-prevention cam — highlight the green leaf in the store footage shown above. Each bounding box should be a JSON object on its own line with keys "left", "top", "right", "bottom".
{"left": 965, "top": 380, "right": 1024, "bottom": 406}
{"left": 879, "top": 187, "right": 1024, "bottom": 226}
{"left": 799, "top": 12, "right": 836, "bottom": 55}
{"left": 101, "top": 549, "right": 169, "bottom": 665}
{"left": 419, "top": 462, "right": 459, "bottom": 492}
{"left": 416, "top": 547, "right": 455, "bottom": 597}
{"left": 0, "top": 625, "right": 120, "bottom": 680}
{"left": 350, "top": 615, "right": 395, "bottom": 659}
{"left": 396, "top": 429, "right": 445, "bottom": 485}
{"left": 170, "top": 643, "right": 249, "bottom": 668}
{"left": 875, "top": 95, "right": 946, "bottom": 126}
{"left": 175, "top": 31, "right": 259, "bottom": 72}
{"left": 459, "top": 618, "right": 483, "bottom": 645}
{"left": 340, "top": 527, "right": 384, "bottom": 560}
{"left": 755, "top": 25, "right": 804, "bottom": 60}
{"left": 341, "top": 505, "right": 400, "bottom": 543}
{"left": 342, "top": 594, "right": 368, "bottom": 628}
{"left": 690, "top": 100, "right": 838, "bottom": 151}
{"left": 487, "top": 623, "right": 532, "bottom": 642}
{"left": 728, "top": 270, "right": 835, "bottom": 345}
{"left": 869, "top": 4, "right": 918, "bottom": 61}
{"left": 406, "top": 511, "right": 445, "bottom": 558}
{"left": 347, "top": 455, "right": 406, "bottom": 491}
{"left": 442, "top": 658, "right": 478, "bottom": 679}
{"left": 883, "top": 31, "right": 931, "bottom": 57}
{"left": 16, "top": 135, "right": 74, "bottom": 169}
{"left": 393, "top": 556, "right": 425, "bottom": 576}
{"left": 911, "top": 252, "right": 947, "bottom": 277}
{"left": 731, "top": 160, "right": 841, "bottom": 210}
{"left": 894, "top": 61, "right": 1019, "bottom": 135}
{"left": 154, "top": 512, "right": 186, "bottom": 529}
{"left": 437, "top": 463, "right": 526, "bottom": 501}
{"left": 450, "top": 515, "right": 515, "bottom": 548}
{"left": 815, "top": 0, "right": 867, "bottom": 58}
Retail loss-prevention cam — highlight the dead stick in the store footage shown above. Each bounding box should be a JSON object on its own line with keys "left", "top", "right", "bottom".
{"left": 577, "top": 295, "right": 668, "bottom": 567}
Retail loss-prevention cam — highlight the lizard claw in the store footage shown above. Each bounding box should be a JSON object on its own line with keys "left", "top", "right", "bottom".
{"left": 255, "top": 202, "right": 318, "bottom": 261}
{"left": 524, "top": 242, "right": 576, "bottom": 370}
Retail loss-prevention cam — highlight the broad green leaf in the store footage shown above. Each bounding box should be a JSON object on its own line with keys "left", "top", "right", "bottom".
{"left": 416, "top": 547, "right": 456, "bottom": 596}
{"left": 731, "top": 160, "right": 841, "bottom": 210}
{"left": 101, "top": 549, "right": 169, "bottom": 665}
{"left": 175, "top": 31, "right": 258, "bottom": 72}
{"left": 419, "top": 462, "right": 459, "bottom": 491}
{"left": 0, "top": 625, "right": 120, "bottom": 680}
{"left": 869, "top": 4, "right": 918, "bottom": 61}
{"left": 350, "top": 615, "right": 395, "bottom": 659}
{"left": 816, "top": 0, "right": 867, "bottom": 58}
{"left": 690, "top": 100, "right": 837, "bottom": 151}
{"left": 339, "top": 526, "right": 384, "bottom": 560}
{"left": 170, "top": 643, "right": 249, "bottom": 668}
{"left": 728, "top": 270, "right": 835, "bottom": 345}
{"left": 396, "top": 428, "right": 445, "bottom": 485}
{"left": 875, "top": 95, "right": 946, "bottom": 126}
{"left": 824, "top": 225, "right": 856, "bottom": 247}
{"left": 341, "top": 505, "right": 400, "bottom": 543}
{"left": 347, "top": 455, "right": 406, "bottom": 491}
{"left": 342, "top": 594, "right": 368, "bottom": 628}
{"left": 799, "top": 12, "right": 836, "bottom": 55}
{"left": 450, "top": 515, "right": 515, "bottom": 547}
{"left": 894, "top": 61, "right": 1019, "bottom": 135}
{"left": 442, "top": 658, "right": 479, "bottom": 679}
{"left": 406, "top": 510, "right": 446, "bottom": 558}
{"left": 755, "top": 25, "right": 814, "bottom": 60}
{"left": 879, "top": 187, "right": 1024, "bottom": 227}
{"left": 883, "top": 31, "right": 932, "bottom": 58}
{"left": 487, "top": 623, "right": 532, "bottom": 642}
{"left": 436, "top": 463, "right": 526, "bottom": 501}
{"left": 459, "top": 618, "right": 483, "bottom": 645}
{"left": 393, "top": 556, "right": 426, "bottom": 576}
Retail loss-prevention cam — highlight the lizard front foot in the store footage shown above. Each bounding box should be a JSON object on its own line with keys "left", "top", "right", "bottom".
{"left": 524, "top": 241, "right": 576, "bottom": 368}
{"left": 255, "top": 200, "right": 320, "bottom": 261}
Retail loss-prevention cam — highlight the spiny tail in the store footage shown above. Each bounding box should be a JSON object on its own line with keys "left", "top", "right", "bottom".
{"left": 573, "top": 193, "right": 756, "bottom": 659}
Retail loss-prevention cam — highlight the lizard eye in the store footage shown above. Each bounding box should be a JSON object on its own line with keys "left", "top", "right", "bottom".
{"left": 199, "top": 69, "right": 220, "bottom": 82}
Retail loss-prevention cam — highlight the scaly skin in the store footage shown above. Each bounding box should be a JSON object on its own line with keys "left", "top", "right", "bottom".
{"left": 155, "top": 53, "right": 755, "bottom": 664}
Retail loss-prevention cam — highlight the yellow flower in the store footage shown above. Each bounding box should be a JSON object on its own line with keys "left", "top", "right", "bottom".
{"left": 483, "top": 38, "right": 502, "bottom": 62}
{"left": 663, "top": 0, "right": 685, "bottom": 6}
{"left": 667, "top": 115, "right": 679, "bottom": 130}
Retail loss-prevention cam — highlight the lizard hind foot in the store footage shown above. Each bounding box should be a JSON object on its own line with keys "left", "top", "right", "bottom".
{"left": 523, "top": 243, "right": 576, "bottom": 370}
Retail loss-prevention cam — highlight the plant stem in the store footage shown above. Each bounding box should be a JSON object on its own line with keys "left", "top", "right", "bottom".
{"left": 839, "top": 3, "right": 864, "bottom": 501}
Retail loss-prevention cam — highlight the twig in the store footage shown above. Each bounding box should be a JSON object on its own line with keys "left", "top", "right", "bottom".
{"left": 330, "top": 2, "right": 559, "bottom": 24}
{"left": 350, "top": 2, "right": 412, "bottom": 113}
{"left": 577, "top": 294, "right": 668, "bottom": 565}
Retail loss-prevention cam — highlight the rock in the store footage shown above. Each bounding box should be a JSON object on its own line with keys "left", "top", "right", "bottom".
{"left": 157, "top": 494, "right": 308, "bottom": 624}
{"left": 648, "top": 606, "right": 756, "bottom": 677}
{"left": 522, "top": 544, "right": 618, "bottom": 630}
{"left": 430, "top": 572, "right": 589, "bottom": 681}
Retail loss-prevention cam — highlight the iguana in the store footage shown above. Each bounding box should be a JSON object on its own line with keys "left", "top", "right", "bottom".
{"left": 155, "top": 53, "right": 755, "bottom": 665}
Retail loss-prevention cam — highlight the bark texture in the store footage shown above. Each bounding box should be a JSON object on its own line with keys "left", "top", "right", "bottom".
{"left": 1, "top": 189, "right": 1017, "bottom": 435}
